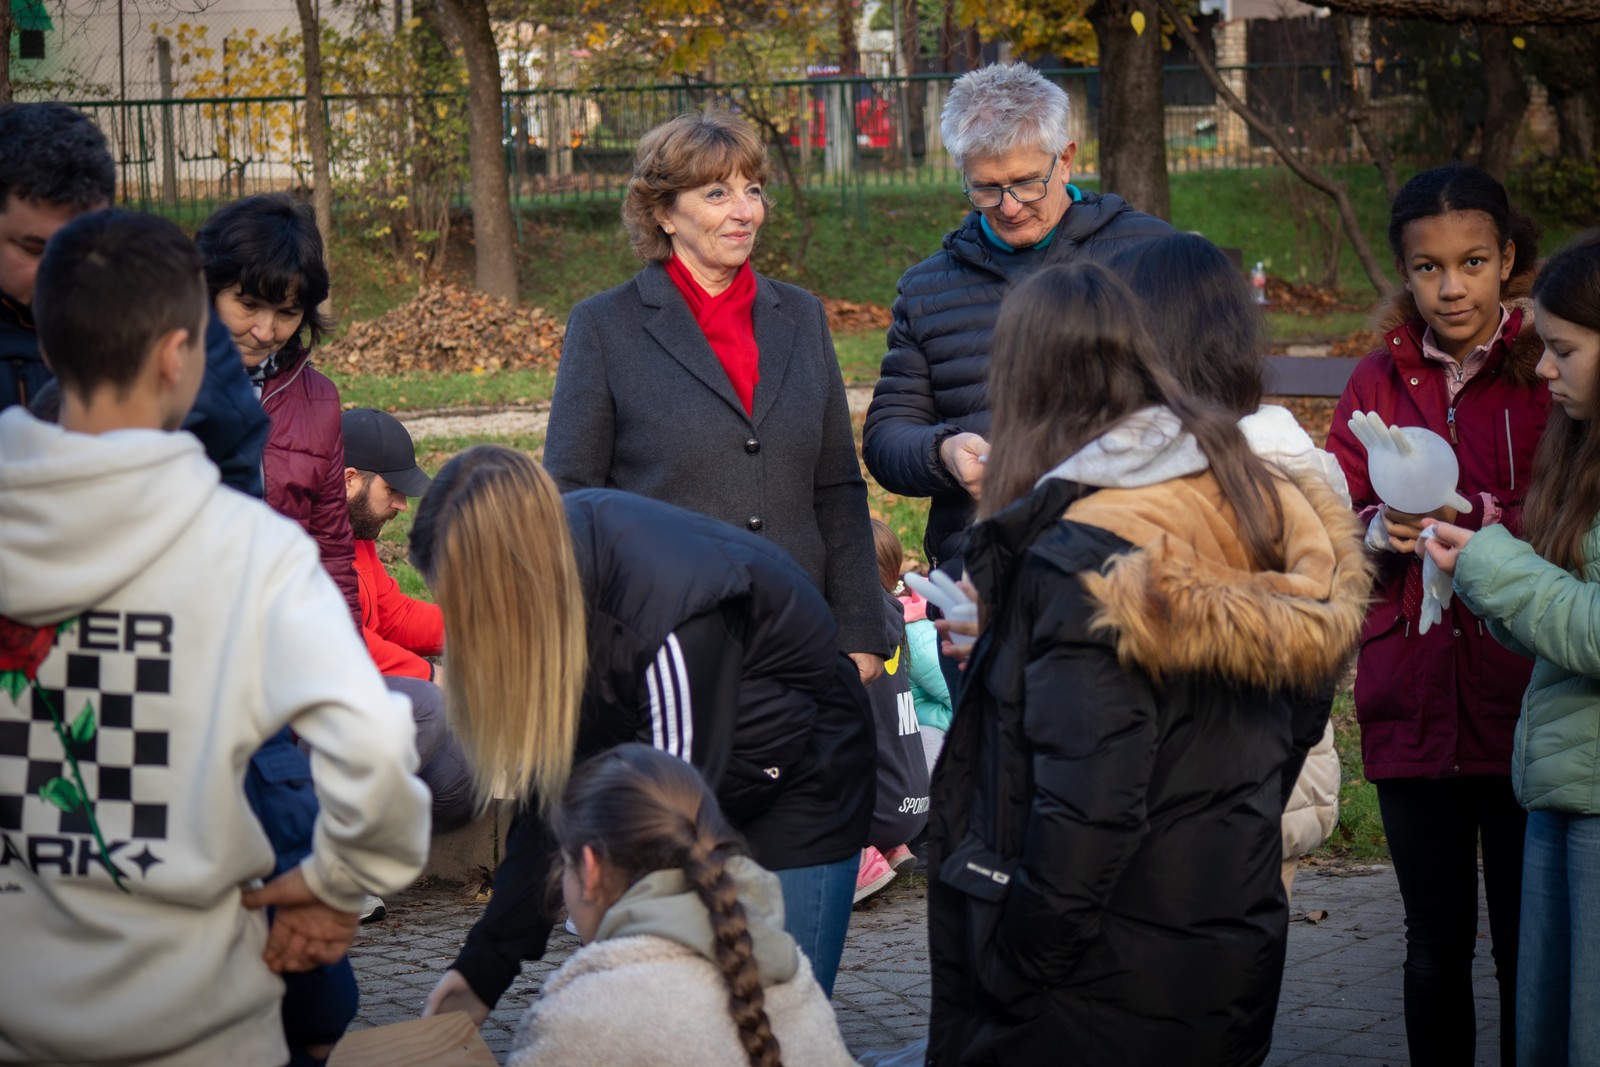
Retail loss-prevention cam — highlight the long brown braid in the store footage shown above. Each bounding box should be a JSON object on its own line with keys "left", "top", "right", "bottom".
{"left": 552, "top": 745, "right": 784, "bottom": 1067}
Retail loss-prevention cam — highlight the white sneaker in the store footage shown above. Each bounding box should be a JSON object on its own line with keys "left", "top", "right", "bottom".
{"left": 360, "top": 894, "right": 387, "bottom": 924}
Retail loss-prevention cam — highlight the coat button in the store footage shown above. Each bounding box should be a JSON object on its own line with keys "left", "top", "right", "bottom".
{"left": 1453, "top": 627, "right": 1462, "bottom": 637}
{"left": 745, "top": 438, "right": 760, "bottom": 454}
{"left": 1410, "top": 377, "right": 1420, "bottom": 385}
{"left": 747, "top": 516, "right": 763, "bottom": 531}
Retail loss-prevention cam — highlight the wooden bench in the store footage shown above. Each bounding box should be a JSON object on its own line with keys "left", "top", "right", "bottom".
{"left": 1263, "top": 355, "right": 1359, "bottom": 399}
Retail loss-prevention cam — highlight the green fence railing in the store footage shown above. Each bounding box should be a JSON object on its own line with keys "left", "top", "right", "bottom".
{"left": 48, "top": 64, "right": 1419, "bottom": 225}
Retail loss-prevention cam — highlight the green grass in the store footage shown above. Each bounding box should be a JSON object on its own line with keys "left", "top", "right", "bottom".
{"left": 1310, "top": 690, "right": 1389, "bottom": 864}
{"left": 324, "top": 367, "right": 556, "bottom": 412}
{"left": 833, "top": 330, "right": 887, "bottom": 384}
{"left": 1266, "top": 308, "right": 1371, "bottom": 346}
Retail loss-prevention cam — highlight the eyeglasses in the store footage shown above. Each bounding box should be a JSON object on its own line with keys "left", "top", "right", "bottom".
{"left": 962, "top": 156, "right": 1058, "bottom": 210}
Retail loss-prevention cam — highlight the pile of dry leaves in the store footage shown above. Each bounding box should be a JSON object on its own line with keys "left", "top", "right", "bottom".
{"left": 323, "top": 282, "right": 564, "bottom": 376}
{"left": 820, "top": 296, "right": 892, "bottom": 334}
{"left": 1264, "top": 276, "right": 1368, "bottom": 318}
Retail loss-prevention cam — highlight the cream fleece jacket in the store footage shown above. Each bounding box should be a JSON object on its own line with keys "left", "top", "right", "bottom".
{"left": 509, "top": 857, "right": 857, "bottom": 1067}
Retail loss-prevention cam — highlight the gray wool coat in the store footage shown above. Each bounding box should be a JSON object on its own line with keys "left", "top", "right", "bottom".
{"left": 543, "top": 261, "right": 885, "bottom": 657}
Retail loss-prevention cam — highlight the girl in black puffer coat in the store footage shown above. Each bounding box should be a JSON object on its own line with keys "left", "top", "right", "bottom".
{"left": 925, "top": 265, "right": 1369, "bottom": 1066}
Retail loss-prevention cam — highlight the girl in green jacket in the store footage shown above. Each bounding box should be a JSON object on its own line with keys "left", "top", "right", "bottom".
{"left": 1425, "top": 232, "right": 1600, "bottom": 1067}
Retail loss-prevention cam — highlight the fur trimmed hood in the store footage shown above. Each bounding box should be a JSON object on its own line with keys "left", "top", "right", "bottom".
{"left": 1063, "top": 469, "right": 1371, "bottom": 689}
{"left": 1372, "top": 269, "right": 1542, "bottom": 385}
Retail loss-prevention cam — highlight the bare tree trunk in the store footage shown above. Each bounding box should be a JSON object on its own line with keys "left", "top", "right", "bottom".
{"left": 292, "top": 0, "right": 335, "bottom": 319}
{"left": 1552, "top": 90, "right": 1595, "bottom": 160}
{"left": 434, "top": 0, "right": 518, "bottom": 302}
{"left": 1090, "top": 0, "right": 1171, "bottom": 221}
{"left": 900, "top": 0, "right": 924, "bottom": 156}
{"left": 836, "top": 0, "right": 858, "bottom": 75}
{"left": 1477, "top": 23, "right": 1528, "bottom": 183}
{"left": 939, "top": 0, "right": 956, "bottom": 72}
{"left": 0, "top": 1, "right": 12, "bottom": 104}
{"left": 1334, "top": 13, "right": 1398, "bottom": 200}
{"left": 1158, "top": 0, "right": 1393, "bottom": 295}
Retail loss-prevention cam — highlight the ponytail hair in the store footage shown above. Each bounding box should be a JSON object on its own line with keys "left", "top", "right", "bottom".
{"left": 553, "top": 745, "right": 783, "bottom": 1067}
{"left": 1524, "top": 231, "right": 1600, "bottom": 572}
{"left": 408, "top": 446, "right": 588, "bottom": 812}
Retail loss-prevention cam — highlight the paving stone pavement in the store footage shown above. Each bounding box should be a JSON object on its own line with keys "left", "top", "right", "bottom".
{"left": 346, "top": 862, "right": 1506, "bottom": 1065}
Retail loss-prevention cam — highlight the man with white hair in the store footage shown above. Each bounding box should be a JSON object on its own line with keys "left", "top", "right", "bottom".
{"left": 864, "top": 63, "right": 1172, "bottom": 572}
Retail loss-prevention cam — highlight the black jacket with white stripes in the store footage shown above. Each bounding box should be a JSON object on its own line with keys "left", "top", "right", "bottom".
{"left": 450, "top": 489, "right": 875, "bottom": 1007}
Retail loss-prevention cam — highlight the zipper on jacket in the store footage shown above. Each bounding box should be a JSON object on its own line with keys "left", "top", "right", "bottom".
{"left": 1447, "top": 406, "right": 1458, "bottom": 444}
{"left": 1506, "top": 411, "right": 1515, "bottom": 491}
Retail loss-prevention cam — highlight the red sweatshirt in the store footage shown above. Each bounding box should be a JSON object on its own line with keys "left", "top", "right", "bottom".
{"left": 354, "top": 538, "right": 444, "bottom": 679}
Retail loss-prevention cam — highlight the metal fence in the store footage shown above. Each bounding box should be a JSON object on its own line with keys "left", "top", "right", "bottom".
{"left": 58, "top": 64, "right": 1420, "bottom": 225}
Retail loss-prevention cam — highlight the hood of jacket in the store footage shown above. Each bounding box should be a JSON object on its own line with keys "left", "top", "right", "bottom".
{"left": 592, "top": 855, "right": 800, "bottom": 988}
{"left": 1036, "top": 406, "right": 1209, "bottom": 490}
{"left": 1372, "top": 270, "right": 1542, "bottom": 386}
{"left": 1037, "top": 409, "right": 1370, "bottom": 689}
{"left": 0, "top": 408, "right": 221, "bottom": 624}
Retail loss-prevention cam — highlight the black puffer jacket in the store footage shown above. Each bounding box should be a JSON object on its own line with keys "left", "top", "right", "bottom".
{"left": 862, "top": 194, "right": 1172, "bottom": 567}
{"left": 926, "top": 468, "right": 1368, "bottom": 1066}
{"left": 450, "top": 489, "right": 874, "bottom": 1006}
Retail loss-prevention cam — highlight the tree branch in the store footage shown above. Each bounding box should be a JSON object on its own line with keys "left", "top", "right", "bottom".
{"left": 1156, "top": 0, "right": 1394, "bottom": 295}
{"left": 1318, "top": 0, "right": 1599, "bottom": 24}
{"left": 1333, "top": 14, "right": 1399, "bottom": 201}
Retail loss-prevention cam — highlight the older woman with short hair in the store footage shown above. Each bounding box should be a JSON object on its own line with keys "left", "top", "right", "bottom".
{"left": 544, "top": 110, "right": 882, "bottom": 675}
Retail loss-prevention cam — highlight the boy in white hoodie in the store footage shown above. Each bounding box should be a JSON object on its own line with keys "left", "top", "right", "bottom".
{"left": 0, "top": 210, "right": 430, "bottom": 1066}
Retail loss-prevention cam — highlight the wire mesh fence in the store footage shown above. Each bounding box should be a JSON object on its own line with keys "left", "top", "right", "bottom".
{"left": 48, "top": 64, "right": 1420, "bottom": 226}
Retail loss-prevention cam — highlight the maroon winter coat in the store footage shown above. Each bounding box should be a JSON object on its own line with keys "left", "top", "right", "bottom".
{"left": 1327, "top": 294, "right": 1548, "bottom": 781}
{"left": 259, "top": 343, "right": 361, "bottom": 621}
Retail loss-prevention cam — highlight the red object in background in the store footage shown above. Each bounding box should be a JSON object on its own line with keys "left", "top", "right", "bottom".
{"left": 790, "top": 95, "right": 893, "bottom": 149}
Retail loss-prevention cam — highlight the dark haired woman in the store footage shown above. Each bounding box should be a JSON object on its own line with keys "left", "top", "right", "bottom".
{"left": 1325, "top": 163, "right": 1549, "bottom": 1067}
{"left": 195, "top": 192, "right": 357, "bottom": 618}
{"left": 925, "top": 262, "right": 1368, "bottom": 1064}
{"left": 543, "top": 109, "right": 884, "bottom": 687}
{"left": 196, "top": 192, "right": 362, "bottom": 1066}
{"left": 506, "top": 744, "right": 855, "bottom": 1067}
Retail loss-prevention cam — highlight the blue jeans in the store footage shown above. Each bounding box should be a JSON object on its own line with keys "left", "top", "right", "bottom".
{"left": 776, "top": 855, "right": 856, "bottom": 998}
{"left": 1517, "top": 810, "right": 1600, "bottom": 1067}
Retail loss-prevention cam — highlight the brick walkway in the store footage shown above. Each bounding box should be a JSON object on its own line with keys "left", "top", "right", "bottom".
{"left": 346, "top": 862, "right": 1506, "bottom": 1065}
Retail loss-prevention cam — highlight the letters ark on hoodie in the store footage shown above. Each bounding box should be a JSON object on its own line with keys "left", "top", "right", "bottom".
{"left": 1, "top": 609, "right": 178, "bottom": 887}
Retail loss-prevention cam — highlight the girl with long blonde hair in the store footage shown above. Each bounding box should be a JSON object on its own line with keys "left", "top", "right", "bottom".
{"left": 411, "top": 446, "right": 874, "bottom": 1024}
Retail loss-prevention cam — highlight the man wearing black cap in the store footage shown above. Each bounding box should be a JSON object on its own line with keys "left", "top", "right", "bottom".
{"left": 343, "top": 408, "right": 472, "bottom": 850}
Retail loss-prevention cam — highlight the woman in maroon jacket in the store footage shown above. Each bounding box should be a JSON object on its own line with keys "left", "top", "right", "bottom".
{"left": 1326, "top": 164, "right": 1547, "bottom": 1067}
{"left": 196, "top": 194, "right": 359, "bottom": 620}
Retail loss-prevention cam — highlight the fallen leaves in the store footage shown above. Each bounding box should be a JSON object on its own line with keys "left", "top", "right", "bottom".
{"left": 1266, "top": 396, "right": 1340, "bottom": 447}
{"left": 1264, "top": 276, "right": 1367, "bottom": 317}
{"left": 819, "top": 295, "right": 892, "bottom": 334}
{"left": 324, "top": 282, "right": 565, "bottom": 376}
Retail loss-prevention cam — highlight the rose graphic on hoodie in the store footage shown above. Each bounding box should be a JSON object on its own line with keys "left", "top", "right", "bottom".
{"left": 0, "top": 615, "right": 125, "bottom": 890}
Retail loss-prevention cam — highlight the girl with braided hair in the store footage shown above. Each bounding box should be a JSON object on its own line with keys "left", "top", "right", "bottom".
{"left": 507, "top": 744, "right": 856, "bottom": 1067}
